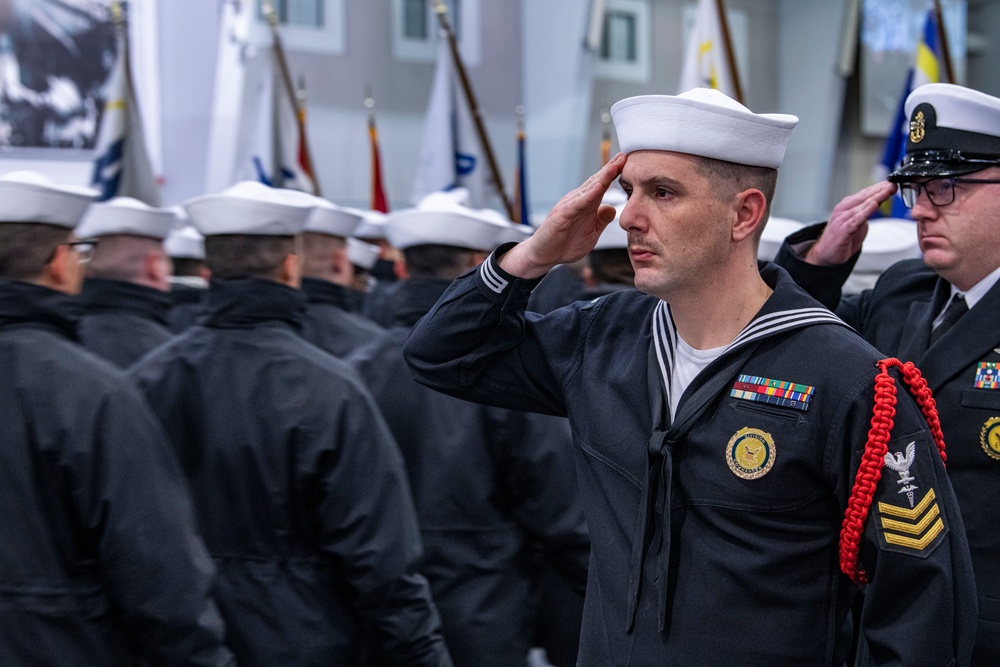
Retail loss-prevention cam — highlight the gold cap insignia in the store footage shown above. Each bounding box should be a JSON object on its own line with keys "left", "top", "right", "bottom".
{"left": 980, "top": 416, "right": 1000, "bottom": 461}
{"left": 909, "top": 110, "right": 926, "bottom": 144}
{"left": 726, "top": 427, "right": 775, "bottom": 479}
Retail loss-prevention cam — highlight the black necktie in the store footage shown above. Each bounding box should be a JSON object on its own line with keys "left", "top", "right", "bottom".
{"left": 929, "top": 294, "right": 968, "bottom": 346}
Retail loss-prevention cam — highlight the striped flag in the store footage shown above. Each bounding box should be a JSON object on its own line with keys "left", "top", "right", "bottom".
{"left": 875, "top": 9, "right": 945, "bottom": 218}
{"left": 90, "top": 18, "right": 160, "bottom": 205}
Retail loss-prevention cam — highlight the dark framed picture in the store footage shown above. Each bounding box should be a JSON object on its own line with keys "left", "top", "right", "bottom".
{"left": 0, "top": 0, "right": 118, "bottom": 156}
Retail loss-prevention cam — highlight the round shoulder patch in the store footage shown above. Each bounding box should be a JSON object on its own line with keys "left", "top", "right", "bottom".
{"left": 980, "top": 417, "right": 1000, "bottom": 461}
{"left": 727, "top": 427, "right": 775, "bottom": 480}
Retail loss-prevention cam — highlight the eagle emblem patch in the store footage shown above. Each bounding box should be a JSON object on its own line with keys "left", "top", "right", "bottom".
{"left": 726, "top": 427, "right": 775, "bottom": 480}
{"left": 875, "top": 440, "right": 946, "bottom": 557}
{"left": 980, "top": 417, "right": 1000, "bottom": 461}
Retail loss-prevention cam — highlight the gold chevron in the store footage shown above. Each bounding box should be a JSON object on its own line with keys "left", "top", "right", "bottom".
{"left": 878, "top": 488, "right": 936, "bottom": 519}
{"left": 880, "top": 503, "right": 940, "bottom": 535}
{"left": 883, "top": 518, "right": 945, "bottom": 550}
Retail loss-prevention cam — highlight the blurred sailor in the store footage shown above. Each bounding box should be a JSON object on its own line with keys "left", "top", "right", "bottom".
{"left": 164, "top": 208, "right": 209, "bottom": 332}
{"left": 75, "top": 196, "right": 174, "bottom": 367}
{"left": 128, "top": 181, "right": 452, "bottom": 667}
{"left": 0, "top": 171, "right": 233, "bottom": 666}
{"left": 348, "top": 199, "right": 589, "bottom": 667}
{"left": 300, "top": 200, "right": 385, "bottom": 357}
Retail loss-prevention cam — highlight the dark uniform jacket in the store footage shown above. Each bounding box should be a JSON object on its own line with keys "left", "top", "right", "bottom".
{"left": 167, "top": 280, "right": 207, "bottom": 333}
{"left": 128, "top": 278, "right": 452, "bottom": 667}
{"left": 348, "top": 277, "right": 590, "bottom": 667}
{"left": 777, "top": 223, "right": 1000, "bottom": 664}
{"left": 0, "top": 279, "right": 233, "bottom": 666}
{"left": 78, "top": 277, "right": 173, "bottom": 367}
{"left": 403, "top": 248, "right": 978, "bottom": 666}
{"left": 301, "top": 277, "right": 385, "bottom": 357}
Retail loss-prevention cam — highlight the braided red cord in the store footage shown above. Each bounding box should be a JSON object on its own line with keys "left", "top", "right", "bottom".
{"left": 838, "top": 358, "right": 948, "bottom": 584}
{"left": 898, "top": 361, "right": 947, "bottom": 463}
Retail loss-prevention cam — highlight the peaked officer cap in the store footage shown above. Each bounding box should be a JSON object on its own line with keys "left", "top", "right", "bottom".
{"left": 889, "top": 83, "right": 1000, "bottom": 181}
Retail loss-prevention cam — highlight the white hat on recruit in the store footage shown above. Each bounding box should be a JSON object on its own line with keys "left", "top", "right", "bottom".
{"left": 387, "top": 197, "right": 511, "bottom": 252}
{"left": 494, "top": 223, "right": 533, "bottom": 245}
{"left": 304, "top": 200, "right": 364, "bottom": 238}
{"left": 0, "top": 170, "right": 98, "bottom": 227}
{"left": 757, "top": 217, "right": 805, "bottom": 262}
{"left": 347, "top": 237, "right": 380, "bottom": 270}
{"left": 593, "top": 186, "right": 629, "bottom": 250}
{"left": 610, "top": 88, "right": 799, "bottom": 168}
{"left": 183, "top": 181, "right": 317, "bottom": 236}
{"left": 353, "top": 210, "right": 388, "bottom": 241}
{"left": 76, "top": 197, "right": 175, "bottom": 240}
{"left": 165, "top": 225, "right": 205, "bottom": 260}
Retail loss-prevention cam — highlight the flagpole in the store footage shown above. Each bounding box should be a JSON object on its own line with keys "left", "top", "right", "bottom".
{"left": 713, "top": 0, "right": 744, "bottom": 104}
{"left": 432, "top": 0, "right": 514, "bottom": 220}
{"left": 932, "top": 0, "right": 955, "bottom": 84}
{"left": 262, "top": 0, "right": 320, "bottom": 195}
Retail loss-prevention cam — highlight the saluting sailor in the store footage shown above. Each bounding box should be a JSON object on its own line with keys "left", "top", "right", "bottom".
{"left": 299, "top": 199, "right": 385, "bottom": 357}
{"left": 777, "top": 82, "right": 1000, "bottom": 664}
{"left": 403, "top": 88, "right": 977, "bottom": 665}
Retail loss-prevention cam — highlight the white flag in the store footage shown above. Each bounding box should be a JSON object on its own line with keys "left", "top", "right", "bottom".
{"left": 235, "top": 49, "right": 316, "bottom": 194}
{"left": 90, "top": 28, "right": 160, "bottom": 205}
{"left": 412, "top": 36, "right": 486, "bottom": 206}
{"left": 679, "top": 0, "right": 739, "bottom": 98}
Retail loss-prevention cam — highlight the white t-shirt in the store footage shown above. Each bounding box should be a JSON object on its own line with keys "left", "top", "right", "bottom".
{"left": 669, "top": 335, "right": 728, "bottom": 419}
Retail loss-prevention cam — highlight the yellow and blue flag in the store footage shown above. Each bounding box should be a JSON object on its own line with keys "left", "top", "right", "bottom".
{"left": 876, "top": 9, "right": 945, "bottom": 218}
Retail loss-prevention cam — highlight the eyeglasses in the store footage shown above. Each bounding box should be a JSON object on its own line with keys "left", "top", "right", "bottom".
{"left": 899, "top": 177, "right": 1000, "bottom": 208}
{"left": 63, "top": 238, "right": 98, "bottom": 264}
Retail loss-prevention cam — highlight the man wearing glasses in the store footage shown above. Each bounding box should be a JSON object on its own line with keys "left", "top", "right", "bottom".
{"left": 776, "top": 82, "right": 1000, "bottom": 664}
{"left": 0, "top": 171, "right": 233, "bottom": 665}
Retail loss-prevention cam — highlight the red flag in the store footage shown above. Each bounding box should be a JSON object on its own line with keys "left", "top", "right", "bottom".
{"left": 369, "top": 114, "right": 389, "bottom": 213}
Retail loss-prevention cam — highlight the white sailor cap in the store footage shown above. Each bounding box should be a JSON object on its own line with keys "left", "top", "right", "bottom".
{"left": 0, "top": 170, "right": 97, "bottom": 227}
{"left": 387, "top": 198, "right": 509, "bottom": 252}
{"left": 890, "top": 83, "right": 1000, "bottom": 181}
{"left": 165, "top": 225, "right": 205, "bottom": 260}
{"left": 758, "top": 217, "right": 805, "bottom": 262}
{"left": 183, "top": 181, "right": 317, "bottom": 237}
{"left": 353, "top": 210, "right": 388, "bottom": 241}
{"left": 495, "top": 223, "right": 533, "bottom": 245}
{"left": 853, "top": 219, "right": 920, "bottom": 273}
{"left": 76, "top": 197, "right": 175, "bottom": 240}
{"left": 610, "top": 88, "right": 799, "bottom": 168}
{"left": 347, "top": 237, "right": 380, "bottom": 270}
{"left": 593, "top": 186, "right": 628, "bottom": 250}
{"left": 304, "top": 199, "right": 364, "bottom": 238}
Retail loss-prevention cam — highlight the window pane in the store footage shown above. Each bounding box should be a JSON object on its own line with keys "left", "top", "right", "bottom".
{"left": 287, "top": 0, "right": 324, "bottom": 27}
{"left": 404, "top": 0, "right": 428, "bottom": 39}
{"left": 602, "top": 11, "right": 636, "bottom": 62}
